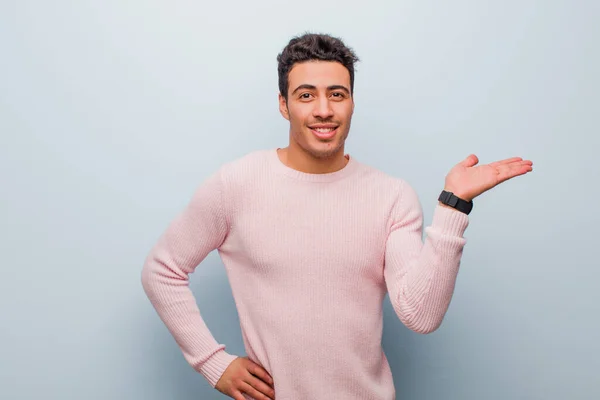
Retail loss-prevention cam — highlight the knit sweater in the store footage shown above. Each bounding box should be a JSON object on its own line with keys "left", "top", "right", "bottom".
{"left": 141, "top": 148, "right": 469, "bottom": 399}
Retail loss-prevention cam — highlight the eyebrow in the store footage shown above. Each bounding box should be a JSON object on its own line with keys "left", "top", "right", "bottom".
{"left": 291, "top": 84, "right": 350, "bottom": 95}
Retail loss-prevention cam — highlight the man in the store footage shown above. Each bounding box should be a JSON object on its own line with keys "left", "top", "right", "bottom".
{"left": 141, "top": 33, "right": 533, "bottom": 400}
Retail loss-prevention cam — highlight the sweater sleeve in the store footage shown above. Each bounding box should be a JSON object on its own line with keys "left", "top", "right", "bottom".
{"left": 141, "top": 168, "right": 238, "bottom": 387}
{"left": 383, "top": 179, "right": 470, "bottom": 334}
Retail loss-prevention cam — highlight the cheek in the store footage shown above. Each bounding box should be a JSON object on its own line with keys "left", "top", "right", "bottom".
{"left": 289, "top": 109, "right": 309, "bottom": 126}
{"left": 333, "top": 104, "right": 353, "bottom": 118}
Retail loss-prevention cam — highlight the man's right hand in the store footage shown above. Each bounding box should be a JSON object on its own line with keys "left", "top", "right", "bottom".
{"left": 215, "top": 356, "right": 275, "bottom": 400}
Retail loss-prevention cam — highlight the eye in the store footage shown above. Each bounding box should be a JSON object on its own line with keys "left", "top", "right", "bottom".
{"left": 331, "top": 92, "right": 346, "bottom": 99}
{"left": 299, "top": 93, "right": 313, "bottom": 99}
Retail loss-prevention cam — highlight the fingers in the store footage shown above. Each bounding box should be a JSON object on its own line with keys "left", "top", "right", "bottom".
{"left": 489, "top": 157, "right": 522, "bottom": 167}
{"left": 248, "top": 363, "right": 274, "bottom": 386}
{"left": 216, "top": 357, "right": 275, "bottom": 400}
{"left": 245, "top": 374, "right": 275, "bottom": 399}
{"left": 231, "top": 392, "right": 246, "bottom": 400}
{"left": 242, "top": 361, "right": 275, "bottom": 399}
{"left": 460, "top": 154, "right": 479, "bottom": 167}
{"left": 490, "top": 157, "right": 533, "bottom": 168}
{"left": 509, "top": 160, "right": 533, "bottom": 173}
{"left": 241, "top": 380, "right": 275, "bottom": 400}
{"left": 496, "top": 161, "right": 533, "bottom": 183}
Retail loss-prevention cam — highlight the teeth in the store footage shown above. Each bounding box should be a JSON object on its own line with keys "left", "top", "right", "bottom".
{"left": 314, "top": 127, "right": 335, "bottom": 133}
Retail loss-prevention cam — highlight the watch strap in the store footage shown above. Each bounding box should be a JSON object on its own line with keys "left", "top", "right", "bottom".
{"left": 438, "top": 190, "right": 473, "bottom": 215}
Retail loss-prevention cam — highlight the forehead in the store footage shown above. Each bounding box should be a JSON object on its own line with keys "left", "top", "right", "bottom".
{"left": 288, "top": 61, "right": 350, "bottom": 89}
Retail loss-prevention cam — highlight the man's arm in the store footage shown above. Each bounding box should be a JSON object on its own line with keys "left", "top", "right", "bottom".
{"left": 383, "top": 153, "right": 532, "bottom": 333}
{"left": 141, "top": 169, "right": 238, "bottom": 387}
{"left": 383, "top": 180, "right": 469, "bottom": 334}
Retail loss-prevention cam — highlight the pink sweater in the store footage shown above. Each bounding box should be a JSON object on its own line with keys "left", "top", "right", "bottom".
{"left": 141, "top": 148, "right": 469, "bottom": 399}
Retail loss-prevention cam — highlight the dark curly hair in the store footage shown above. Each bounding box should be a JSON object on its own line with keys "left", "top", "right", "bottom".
{"left": 277, "top": 33, "right": 360, "bottom": 100}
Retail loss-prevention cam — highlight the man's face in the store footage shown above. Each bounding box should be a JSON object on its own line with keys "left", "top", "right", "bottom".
{"left": 279, "top": 61, "right": 354, "bottom": 160}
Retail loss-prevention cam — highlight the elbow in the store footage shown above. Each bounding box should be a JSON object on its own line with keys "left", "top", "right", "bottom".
{"left": 392, "top": 299, "right": 445, "bottom": 334}
{"left": 407, "top": 320, "right": 442, "bottom": 335}
{"left": 140, "top": 259, "right": 156, "bottom": 298}
{"left": 140, "top": 254, "right": 166, "bottom": 300}
{"left": 398, "top": 312, "right": 443, "bottom": 334}
{"left": 140, "top": 253, "right": 190, "bottom": 300}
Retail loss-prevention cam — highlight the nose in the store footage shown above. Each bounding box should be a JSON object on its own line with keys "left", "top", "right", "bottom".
{"left": 312, "top": 97, "right": 334, "bottom": 119}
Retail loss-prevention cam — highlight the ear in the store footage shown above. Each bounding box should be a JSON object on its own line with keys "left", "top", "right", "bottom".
{"left": 278, "top": 93, "right": 290, "bottom": 121}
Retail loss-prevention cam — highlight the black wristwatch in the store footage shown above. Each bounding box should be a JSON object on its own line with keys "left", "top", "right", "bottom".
{"left": 438, "top": 190, "right": 473, "bottom": 215}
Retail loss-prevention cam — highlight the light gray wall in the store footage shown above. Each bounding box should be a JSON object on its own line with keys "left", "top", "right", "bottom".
{"left": 2, "top": 1, "right": 598, "bottom": 399}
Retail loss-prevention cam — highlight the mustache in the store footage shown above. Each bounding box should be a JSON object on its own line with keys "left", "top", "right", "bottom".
{"left": 307, "top": 120, "right": 339, "bottom": 125}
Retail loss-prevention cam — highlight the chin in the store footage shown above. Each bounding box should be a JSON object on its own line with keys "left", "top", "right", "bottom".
{"left": 305, "top": 141, "right": 345, "bottom": 159}
{"left": 291, "top": 128, "right": 348, "bottom": 159}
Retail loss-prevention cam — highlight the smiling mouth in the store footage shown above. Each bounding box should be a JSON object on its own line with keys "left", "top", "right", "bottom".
{"left": 310, "top": 126, "right": 338, "bottom": 139}
{"left": 312, "top": 127, "right": 336, "bottom": 133}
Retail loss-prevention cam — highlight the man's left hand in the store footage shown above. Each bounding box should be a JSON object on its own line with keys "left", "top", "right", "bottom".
{"left": 443, "top": 154, "right": 533, "bottom": 202}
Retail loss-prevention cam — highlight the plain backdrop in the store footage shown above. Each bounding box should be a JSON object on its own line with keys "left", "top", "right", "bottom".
{"left": 1, "top": 1, "right": 599, "bottom": 399}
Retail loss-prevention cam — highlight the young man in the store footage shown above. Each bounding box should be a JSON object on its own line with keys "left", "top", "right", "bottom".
{"left": 141, "top": 33, "right": 533, "bottom": 400}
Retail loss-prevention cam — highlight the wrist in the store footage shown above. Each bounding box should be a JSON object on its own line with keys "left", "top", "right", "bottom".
{"left": 443, "top": 187, "right": 472, "bottom": 202}
{"left": 438, "top": 189, "right": 473, "bottom": 215}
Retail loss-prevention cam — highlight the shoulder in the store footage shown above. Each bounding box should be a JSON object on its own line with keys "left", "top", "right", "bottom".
{"left": 354, "top": 160, "right": 418, "bottom": 199}
{"left": 204, "top": 148, "right": 275, "bottom": 202}
{"left": 352, "top": 160, "right": 422, "bottom": 219}
{"left": 209, "top": 148, "right": 272, "bottom": 184}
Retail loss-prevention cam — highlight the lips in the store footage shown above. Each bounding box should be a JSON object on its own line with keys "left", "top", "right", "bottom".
{"left": 309, "top": 125, "right": 338, "bottom": 140}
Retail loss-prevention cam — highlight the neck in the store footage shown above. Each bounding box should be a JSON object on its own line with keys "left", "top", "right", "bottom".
{"left": 277, "top": 144, "right": 349, "bottom": 174}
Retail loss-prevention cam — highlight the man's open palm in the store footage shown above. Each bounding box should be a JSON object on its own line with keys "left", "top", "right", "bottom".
{"left": 444, "top": 154, "right": 534, "bottom": 202}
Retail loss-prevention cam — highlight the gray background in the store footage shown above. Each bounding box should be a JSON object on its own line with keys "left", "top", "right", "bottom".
{"left": 1, "top": 1, "right": 598, "bottom": 399}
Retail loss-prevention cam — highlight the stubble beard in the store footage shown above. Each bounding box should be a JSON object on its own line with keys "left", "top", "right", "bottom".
{"left": 294, "top": 122, "right": 351, "bottom": 160}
